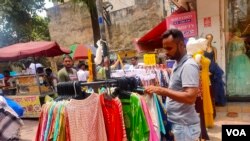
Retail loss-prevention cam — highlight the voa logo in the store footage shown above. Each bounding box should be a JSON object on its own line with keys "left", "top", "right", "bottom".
{"left": 226, "top": 129, "right": 246, "bottom": 136}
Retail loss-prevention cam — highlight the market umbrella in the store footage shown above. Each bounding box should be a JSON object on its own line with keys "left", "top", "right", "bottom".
{"left": 0, "top": 41, "right": 70, "bottom": 62}
{"left": 69, "top": 44, "right": 90, "bottom": 60}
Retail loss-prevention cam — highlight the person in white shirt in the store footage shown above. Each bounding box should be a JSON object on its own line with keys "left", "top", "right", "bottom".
{"left": 29, "top": 63, "right": 43, "bottom": 74}
{"left": 77, "top": 62, "right": 89, "bottom": 82}
{"left": 128, "top": 56, "right": 138, "bottom": 70}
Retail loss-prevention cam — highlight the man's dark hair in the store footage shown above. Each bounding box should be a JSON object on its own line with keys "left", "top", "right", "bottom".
{"left": 162, "top": 29, "right": 185, "bottom": 42}
{"left": 45, "top": 68, "right": 52, "bottom": 73}
{"left": 63, "top": 54, "right": 73, "bottom": 61}
{"left": 131, "top": 56, "right": 138, "bottom": 60}
{"left": 77, "top": 62, "right": 86, "bottom": 69}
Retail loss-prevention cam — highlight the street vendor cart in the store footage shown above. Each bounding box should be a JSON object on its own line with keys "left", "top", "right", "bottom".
{"left": 0, "top": 41, "right": 70, "bottom": 117}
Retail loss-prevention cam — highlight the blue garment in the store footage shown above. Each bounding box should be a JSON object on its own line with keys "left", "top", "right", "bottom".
{"left": 44, "top": 102, "right": 57, "bottom": 141}
{"left": 0, "top": 74, "right": 4, "bottom": 79}
{"left": 154, "top": 94, "right": 166, "bottom": 136}
{"left": 156, "top": 96, "right": 173, "bottom": 141}
{"left": 4, "top": 97, "right": 24, "bottom": 117}
{"left": 205, "top": 50, "right": 226, "bottom": 105}
{"left": 209, "top": 62, "right": 227, "bottom": 105}
{"left": 53, "top": 102, "right": 65, "bottom": 141}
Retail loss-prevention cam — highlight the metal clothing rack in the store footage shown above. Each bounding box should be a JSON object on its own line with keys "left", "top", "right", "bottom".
{"left": 56, "top": 77, "right": 143, "bottom": 97}
{"left": 56, "top": 79, "right": 118, "bottom": 96}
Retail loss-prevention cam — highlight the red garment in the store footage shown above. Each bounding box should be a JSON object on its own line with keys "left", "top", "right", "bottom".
{"left": 65, "top": 110, "right": 71, "bottom": 141}
{"left": 48, "top": 105, "right": 58, "bottom": 140}
{"left": 100, "top": 94, "right": 127, "bottom": 141}
{"left": 35, "top": 105, "right": 45, "bottom": 141}
{"left": 35, "top": 104, "right": 49, "bottom": 141}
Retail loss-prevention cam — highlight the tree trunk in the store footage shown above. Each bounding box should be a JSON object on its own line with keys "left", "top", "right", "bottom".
{"left": 89, "top": 6, "right": 100, "bottom": 47}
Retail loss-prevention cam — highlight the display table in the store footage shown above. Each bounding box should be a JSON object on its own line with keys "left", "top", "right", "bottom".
{"left": 4, "top": 74, "right": 56, "bottom": 118}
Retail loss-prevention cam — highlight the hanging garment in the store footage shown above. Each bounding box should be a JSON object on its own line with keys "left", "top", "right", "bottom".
{"left": 205, "top": 50, "right": 226, "bottom": 106}
{"left": 44, "top": 102, "right": 57, "bottom": 141}
{"left": 53, "top": 101, "right": 67, "bottom": 141}
{"left": 195, "top": 96, "right": 209, "bottom": 140}
{"left": 227, "top": 37, "right": 250, "bottom": 96}
{"left": 121, "top": 93, "right": 149, "bottom": 141}
{"left": 66, "top": 93, "right": 107, "bottom": 141}
{"left": 198, "top": 54, "right": 214, "bottom": 128}
{"left": 156, "top": 97, "right": 174, "bottom": 141}
{"left": 140, "top": 96, "right": 159, "bottom": 141}
{"left": 100, "top": 94, "right": 127, "bottom": 141}
{"left": 154, "top": 95, "right": 166, "bottom": 137}
{"left": 144, "top": 94, "right": 160, "bottom": 139}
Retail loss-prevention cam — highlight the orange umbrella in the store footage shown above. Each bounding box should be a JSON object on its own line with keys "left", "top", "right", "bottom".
{"left": 72, "top": 44, "right": 88, "bottom": 60}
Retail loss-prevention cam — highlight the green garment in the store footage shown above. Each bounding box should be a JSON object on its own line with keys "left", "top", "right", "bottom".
{"left": 53, "top": 101, "right": 65, "bottom": 141}
{"left": 57, "top": 68, "right": 77, "bottom": 82}
{"left": 121, "top": 93, "right": 149, "bottom": 141}
{"left": 96, "top": 66, "right": 106, "bottom": 80}
{"left": 227, "top": 37, "right": 250, "bottom": 96}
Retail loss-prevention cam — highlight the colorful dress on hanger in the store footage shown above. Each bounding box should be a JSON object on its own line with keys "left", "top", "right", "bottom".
{"left": 100, "top": 94, "right": 127, "bottom": 141}
{"left": 66, "top": 94, "right": 107, "bottom": 141}
{"left": 204, "top": 50, "right": 226, "bottom": 105}
{"left": 120, "top": 93, "right": 149, "bottom": 141}
{"left": 140, "top": 97, "right": 159, "bottom": 141}
{"left": 196, "top": 54, "right": 214, "bottom": 128}
{"left": 227, "top": 37, "right": 250, "bottom": 96}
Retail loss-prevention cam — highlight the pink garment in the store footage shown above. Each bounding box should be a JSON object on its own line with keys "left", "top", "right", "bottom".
{"left": 144, "top": 95, "right": 160, "bottom": 139}
{"left": 140, "top": 97, "right": 159, "bottom": 141}
{"left": 66, "top": 94, "right": 107, "bottom": 141}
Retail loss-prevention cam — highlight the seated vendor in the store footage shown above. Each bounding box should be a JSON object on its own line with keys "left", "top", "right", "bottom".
{"left": 45, "top": 68, "right": 58, "bottom": 90}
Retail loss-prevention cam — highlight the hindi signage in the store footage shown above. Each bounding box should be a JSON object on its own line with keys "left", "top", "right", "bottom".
{"left": 8, "top": 95, "right": 41, "bottom": 117}
{"left": 167, "top": 11, "right": 198, "bottom": 38}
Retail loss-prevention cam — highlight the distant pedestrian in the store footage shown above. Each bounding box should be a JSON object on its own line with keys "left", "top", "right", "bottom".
{"left": 58, "top": 55, "right": 78, "bottom": 82}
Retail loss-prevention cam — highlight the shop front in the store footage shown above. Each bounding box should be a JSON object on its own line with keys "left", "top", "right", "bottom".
{"left": 197, "top": 0, "right": 250, "bottom": 100}
{"left": 225, "top": 0, "right": 250, "bottom": 99}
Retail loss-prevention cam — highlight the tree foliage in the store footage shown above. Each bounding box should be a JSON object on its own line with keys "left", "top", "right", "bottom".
{"left": 0, "top": 0, "right": 50, "bottom": 47}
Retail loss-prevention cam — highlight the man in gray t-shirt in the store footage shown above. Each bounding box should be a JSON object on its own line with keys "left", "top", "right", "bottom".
{"left": 145, "top": 29, "right": 200, "bottom": 141}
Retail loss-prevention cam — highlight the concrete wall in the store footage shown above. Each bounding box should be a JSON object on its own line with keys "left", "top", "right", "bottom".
{"left": 47, "top": 0, "right": 165, "bottom": 52}
{"left": 47, "top": 2, "right": 94, "bottom": 48}
{"left": 107, "top": 0, "right": 164, "bottom": 51}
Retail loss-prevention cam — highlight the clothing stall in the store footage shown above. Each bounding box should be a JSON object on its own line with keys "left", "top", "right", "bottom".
{"left": 35, "top": 78, "right": 174, "bottom": 141}
{"left": 0, "top": 41, "right": 70, "bottom": 118}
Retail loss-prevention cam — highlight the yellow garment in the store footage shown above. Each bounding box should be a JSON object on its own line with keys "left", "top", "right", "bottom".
{"left": 87, "top": 49, "right": 94, "bottom": 82}
{"left": 197, "top": 54, "right": 214, "bottom": 128}
{"left": 44, "top": 95, "right": 54, "bottom": 103}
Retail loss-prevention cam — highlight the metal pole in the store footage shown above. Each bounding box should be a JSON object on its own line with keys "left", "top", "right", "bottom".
{"left": 96, "top": 0, "right": 111, "bottom": 79}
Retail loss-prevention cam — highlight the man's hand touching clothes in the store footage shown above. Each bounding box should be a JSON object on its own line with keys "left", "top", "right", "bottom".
{"left": 145, "top": 85, "right": 162, "bottom": 95}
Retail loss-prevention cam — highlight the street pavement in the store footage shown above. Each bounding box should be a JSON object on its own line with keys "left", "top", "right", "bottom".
{"left": 19, "top": 102, "right": 250, "bottom": 141}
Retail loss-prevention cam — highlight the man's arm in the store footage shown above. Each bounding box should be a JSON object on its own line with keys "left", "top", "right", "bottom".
{"left": 145, "top": 86, "right": 198, "bottom": 104}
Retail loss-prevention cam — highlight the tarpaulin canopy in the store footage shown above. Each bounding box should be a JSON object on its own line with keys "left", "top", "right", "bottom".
{"left": 135, "top": 19, "right": 167, "bottom": 52}
{"left": 70, "top": 44, "right": 88, "bottom": 60}
{"left": 0, "top": 41, "right": 70, "bottom": 62}
{"left": 70, "top": 44, "right": 96, "bottom": 60}
{"left": 135, "top": 10, "right": 196, "bottom": 52}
